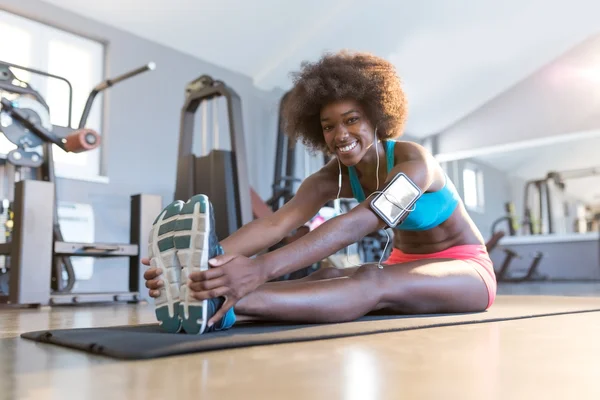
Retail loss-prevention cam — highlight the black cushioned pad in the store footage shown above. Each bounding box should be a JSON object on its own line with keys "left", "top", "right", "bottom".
{"left": 20, "top": 295, "right": 600, "bottom": 360}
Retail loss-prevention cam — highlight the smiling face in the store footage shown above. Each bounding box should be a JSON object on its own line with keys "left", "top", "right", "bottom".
{"left": 320, "top": 99, "right": 377, "bottom": 166}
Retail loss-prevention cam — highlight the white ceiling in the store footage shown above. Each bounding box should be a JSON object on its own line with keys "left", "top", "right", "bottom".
{"left": 38, "top": 0, "right": 600, "bottom": 138}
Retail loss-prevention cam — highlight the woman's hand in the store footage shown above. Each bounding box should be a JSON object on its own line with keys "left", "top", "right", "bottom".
{"left": 187, "top": 254, "right": 267, "bottom": 327}
{"left": 141, "top": 257, "right": 162, "bottom": 298}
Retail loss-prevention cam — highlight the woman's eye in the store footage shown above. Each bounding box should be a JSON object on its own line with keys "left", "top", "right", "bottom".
{"left": 347, "top": 117, "right": 358, "bottom": 124}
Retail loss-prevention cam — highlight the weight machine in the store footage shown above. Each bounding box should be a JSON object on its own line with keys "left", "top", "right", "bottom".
{"left": 266, "top": 91, "right": 299, "bottom": 211}
{"left": 522, "top": 166, "right": 600, "bottom": 235}
{"left": 487, "top": 166, "right": 600, "bottom": 283}
{"left": 486, "top": 202, "right": 546, "bottom": 282}
{"left": 174, "top": 74, "right": 253, "bottom": 241}
{"left": 0, "top": 60, "right": 162, "bottom": 306}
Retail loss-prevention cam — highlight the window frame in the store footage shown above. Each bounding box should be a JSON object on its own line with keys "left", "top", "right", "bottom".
{"left": 462, "top": 162, "right": 485, "bottom": 213}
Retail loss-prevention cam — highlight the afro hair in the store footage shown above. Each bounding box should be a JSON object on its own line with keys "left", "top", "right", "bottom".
{"left": 281, "top": 50, "right": 408, "bottom": 153}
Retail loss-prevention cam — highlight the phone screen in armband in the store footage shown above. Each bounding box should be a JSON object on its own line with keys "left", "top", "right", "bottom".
{"left": 370, "top": 173, "right": 422, "bottom": 227}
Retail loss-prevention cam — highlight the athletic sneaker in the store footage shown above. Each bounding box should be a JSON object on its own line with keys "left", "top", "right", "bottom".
{"left": 173, "top": 194, "right": 236, "bottom": 334}
{"left": 148, "top": 200, "right": 185, "bottom": 333}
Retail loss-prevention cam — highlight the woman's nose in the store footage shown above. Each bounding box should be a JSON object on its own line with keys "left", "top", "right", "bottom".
{"left": 334, "top": 125, "right": 349, "bottom": 140}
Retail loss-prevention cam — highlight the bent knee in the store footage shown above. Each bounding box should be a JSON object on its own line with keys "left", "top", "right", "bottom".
{"left": 352, "top": 264, "right": 386, "bottom": 286}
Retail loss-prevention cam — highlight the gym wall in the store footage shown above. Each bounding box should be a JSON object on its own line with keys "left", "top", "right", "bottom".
{"left": 0, "top": 0, "right": 284, "bottom": 293}
{"left": 444, "top": 159, "right": 512, "bottom": 239}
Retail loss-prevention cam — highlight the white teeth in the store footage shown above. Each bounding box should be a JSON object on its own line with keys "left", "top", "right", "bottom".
{"left": 338, "top": 141, "right": 357, "bottom": 153}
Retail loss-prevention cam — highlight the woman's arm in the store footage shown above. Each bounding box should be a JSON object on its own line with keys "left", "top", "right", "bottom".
{"left": 258, "top": 142, "right": 438, "bottom": 280}
{"left": 218, "top": 164, "right": 337, "bottom": 258}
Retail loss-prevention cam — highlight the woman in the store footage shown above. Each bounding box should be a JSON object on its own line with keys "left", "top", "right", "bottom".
{"left": 143, "top": 51, "right": 497, "bottom": 335}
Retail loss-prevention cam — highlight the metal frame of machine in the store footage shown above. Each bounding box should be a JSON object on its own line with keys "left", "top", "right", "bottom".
{"left": 0, "top": 180, "right": 161, "bottom": 305}
{"left": 174, "top": 75, "right": 253, "bottom": 240}
{"left": 0, "top": 60, "right": 162, "bottom": 306}
{"left": 266, "top": 91, "right": 300, "bottom": 211}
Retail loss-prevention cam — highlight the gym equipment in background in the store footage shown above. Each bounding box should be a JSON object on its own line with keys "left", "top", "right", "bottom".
{"left": 0, "top": 60, "right": 162, "bottom": 306}
{"left": 174, "top": 75, "right": 252, "bottom": 240}
{"left": 487, "top": 202, "right": 548, "bottom": 283}
{"left": 265, "top": 90, "right": 332, "bottom": 212}
{"left": 266, "top": 91, "right": 299, "bottom": 211}
{"left": 494, "top": 249, "right": 546, "bottom": 283}
{"left": 485, "top": 166, "right": 600, "bottom": 283}
{"left": 522, "top": 166, "right": 600, "bottom": 235}
{"left": 490, "top": 202, "right": 519, "bottom": 237}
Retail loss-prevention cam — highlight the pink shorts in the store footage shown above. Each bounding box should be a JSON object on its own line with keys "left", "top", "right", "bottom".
{"left": 384, "top": 244, "right": 497, "bottom": 309}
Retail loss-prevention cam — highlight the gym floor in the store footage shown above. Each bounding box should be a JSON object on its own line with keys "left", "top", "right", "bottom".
{"left": 1, "top": 283, "right": 600, "bottom": 400}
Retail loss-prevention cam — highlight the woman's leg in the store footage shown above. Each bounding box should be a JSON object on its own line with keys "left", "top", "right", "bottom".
{"left": 262, "top": 265, "right": 359, "bottom": 287}
{"left": 233, "top": 258, "right": 490, "bottom": 323}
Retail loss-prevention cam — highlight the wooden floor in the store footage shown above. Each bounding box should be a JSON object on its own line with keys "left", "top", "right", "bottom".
{"left": 2, "top": 293, "right": 600, "bottom": 400}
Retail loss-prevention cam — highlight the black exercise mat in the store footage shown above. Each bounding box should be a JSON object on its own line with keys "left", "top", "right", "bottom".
{"left": 20, "top": 295, "right": 600, "bottom": 360}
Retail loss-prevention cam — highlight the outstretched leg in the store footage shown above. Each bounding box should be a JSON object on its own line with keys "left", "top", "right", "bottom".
{"left": 233, "top": 259, "right": 490, "bottom": 324}
{"left": 261, "top": 265, "right": 358, "bottom": 286}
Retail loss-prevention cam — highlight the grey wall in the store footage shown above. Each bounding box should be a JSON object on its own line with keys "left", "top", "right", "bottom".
{"left": 444, "top": 159, "right": 512, "bottom": 241}
{"left": 0, "top": 0, "right": 284, "bottom": 292}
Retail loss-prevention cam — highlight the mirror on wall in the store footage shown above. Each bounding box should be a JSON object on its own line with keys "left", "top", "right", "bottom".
{"left": 437, "top": 130, "right": 600, "bottom": 240}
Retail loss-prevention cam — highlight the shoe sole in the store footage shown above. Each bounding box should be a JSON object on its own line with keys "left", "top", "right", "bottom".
{"left": 174, "top": 194, "right": 211, "bottom": 335}
{"left": 148, "top": 200, "right": 184, "bottom": 333}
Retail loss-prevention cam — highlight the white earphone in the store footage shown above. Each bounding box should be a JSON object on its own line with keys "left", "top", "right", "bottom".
{"left": 335, "top": 126, "right": 390, "bottom": 268}
{"left": 335, "top": 126, "right": 417, "bottom": 269}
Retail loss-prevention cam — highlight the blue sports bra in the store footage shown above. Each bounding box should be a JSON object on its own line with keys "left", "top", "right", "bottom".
{"left": 347, "top": 140, "right": 460, "bottom": 231}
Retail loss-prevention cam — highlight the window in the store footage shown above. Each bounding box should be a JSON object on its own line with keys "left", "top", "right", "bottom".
{"left": 0, "top": 10, "right": 105, "bottom": 181}
{"left": 463, "top": 163, "right": 485, "bottom": 212}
